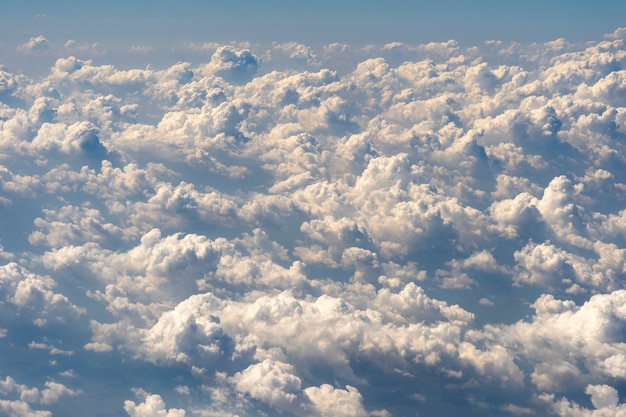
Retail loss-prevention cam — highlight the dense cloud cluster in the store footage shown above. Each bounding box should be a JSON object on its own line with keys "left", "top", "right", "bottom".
{"left": 1, "top": 29, "right": 626, "bottom": 416}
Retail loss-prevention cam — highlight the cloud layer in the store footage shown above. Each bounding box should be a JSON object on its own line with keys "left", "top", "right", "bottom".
{"left": 1, "top": 28, "right": 626, "bottom": 416}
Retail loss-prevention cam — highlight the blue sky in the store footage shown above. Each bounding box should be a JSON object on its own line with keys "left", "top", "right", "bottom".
{"left": 2, "top": 0, "right": 625, "bottom": 46}
{"left": 1, "top": 2, "right": 626, "bottom": 417}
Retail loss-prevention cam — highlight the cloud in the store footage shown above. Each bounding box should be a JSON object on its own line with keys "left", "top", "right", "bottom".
{"left": 0, "top": 374, "right": 80, "bottom": 416}
{"left": 0, "top": 400, "right": 51, "bottom": 417}
{"left": 586, "top": 384, "right": 619, "bottom": 409}
{"left": 18, "top": 36, "right": 50, "bottom": 54}
{"left": 141, "top": 293, "right": 234, "bottom": 366}
{"left": 0, "top": 375, "right": 40, "bottom": 403}
{"left": 230, "top": 360, "right": 368, "bottom": 417}
{"left": 39, "top": 381, "right": 81, "bottom": 405}
{"left": 0, "top": 263, "right": 85, "bottom": 326}
{"left": 458, "top": 342, "right": 525, "bottom": 388}
{"left": 64, "top": 40, "right": 105, "bottom": 58}
{"left": 541, "top": 384, "right": 626, "bottom": 416}
{"left": 28, "top": 341, "right": 73, "bottom": 356}
{"left": 124, "top": 391, "right": 186, "bottom": 417}
{"left": 2, "top": 28, "right": 626, "bottom": 417}
{"left": 231, "top": 360, "right": 304, "bottom": 411}
{"left": 204, "top": 46, "right": 259, "bottom": 83}
{"left": 272, "top": 42, "right": 320, "bottom": 66}
{"left": 304, "top": 384, "right": 368, "bottom": 417}
{"left": 467, "top": 290, "right": 626, "bottom": 393}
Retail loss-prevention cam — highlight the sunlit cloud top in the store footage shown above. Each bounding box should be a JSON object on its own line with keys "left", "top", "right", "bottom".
{"left": 1, "top": 3, "right": 626, "bottom": 417}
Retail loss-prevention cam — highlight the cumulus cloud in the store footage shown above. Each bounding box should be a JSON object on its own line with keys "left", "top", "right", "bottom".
{"left": 18, "top": 36, "right": 50, "bottom": 54}
{"left": 231, "top": 360, "right": 304, "bottom": 412}
{"left": 204, "top": 46, "right": 259, "bottom": 83}
{"left": 0, "top": 263, "right": 85, "bottom": 326}
{"left": 0, "top": 400, "right": 51, "bottom": 417}
{"left": 124, "top": 391, "right": 185, "bottom": 417}
{"left": 39, "top": 381, "right": 81, "bottom": 405}
{"left": 541, "top": 384, "right": 626, "bottom": 416}
{"left": 2, "top": 28, "right": 626, "bottom": 417}
{"left": 141, "top": 293, "right": 234, "bottom": 366}
{"left": 0, "top": 374, "right": 79, "bottom": 416}
{"left": 465, "top": 290, "right": 626, "bottom": 395}
{"left": 272, "top": 42, "right": 320, "bottom": 67}
{"left": 304, "top": 384, "right": 368, "bottom": 417}
{"left": 229, "top": 359, "right": 368, "bottom": 417}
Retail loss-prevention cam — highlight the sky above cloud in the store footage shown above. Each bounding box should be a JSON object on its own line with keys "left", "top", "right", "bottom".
{"left": 3, "top": 1, "right": 626, "bottom": 49}
{"left": 1, "top": 2, "right": 626, "bottom": 417}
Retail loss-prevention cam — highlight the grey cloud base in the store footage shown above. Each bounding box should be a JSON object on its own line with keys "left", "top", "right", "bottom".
{"left": 1, "top": 32, "right": 626, "bottom": 416}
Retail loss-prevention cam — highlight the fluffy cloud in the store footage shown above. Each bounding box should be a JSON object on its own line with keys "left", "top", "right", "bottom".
{"left": 0, "top": 401, "right": 51, "bottom": 417}
{"left": 304, "top": 384, "right": 368, "bottom": 417}
{"left": 458, "top": 342, "right": 524, "bottom": 388}
{"left": 0, "top": 374, "right": 79, "bottom": 417}
{"left": 18, "top": 36, "right": 50, "bottom": 54}
{"left": 231, "top": 360, "right": 304, "bottom": 411}
{"left": 2, "top": 28, "right": 626, "bottom": 417}
{"left": 0, "top": 263, "right": 85, "bottom": 326}
{"left": 466, "top": 290, "right": 626, "bottom": 394}
{"left": 141, "top": 293, "right": 234, "bottom": 366}
{"left": 230, "top": 360, "right": 368, "bottom": 417}
{"left": 204, "top": 46, "right": 259, "bottom": 83}
{"left": 39, "top": 381, "right": 81, "bottom": 405}
{"left": 124, "top": 392, "right": 185, "bottom": 417}
{"left": 541, "top": 384, "right": 626, "bottom": 417}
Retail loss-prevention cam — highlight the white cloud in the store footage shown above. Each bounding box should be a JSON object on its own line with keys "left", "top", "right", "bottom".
{"left": 468, "top": 290, "right": 626, "bottom": 392}
{"left": 2, "top": 28, "right": 626, "bottom": 417}
{"left": 28, "top": 341, "right": 73, "bottom": 356}
{"left": 0, "top": 375, "right": 39, "bottom": 403}
{"left": 304, "top": 384, "right": 368, "bottom": 417}
{"left": 124, "top": 392, "right": 186, "bottom": 417}
{"left": 231, "top": 360, "right": 303, "bottom": 411}
{"left": 586, "top": 384, "right": 619, "bottom": 409}
{"left": 0, "top": 400, "right": 51, "bottom": 417}
{"left": 458, "top": 342, "right": 525, "bottom": 388}
{"left": 0, "top": 374, "right": 79, "bottom": 415}
{"left": 230, "top": 360, "right": 368, "bottom": 417}
{"left": 39, "top": 381, "right": 81, "bottom": 405}
{"left": 203, "top": 46, "right": 259, "bottom": 83}
{"left": 18, "top": 36, "right": 49, "bottom": 54}
{"left": 541, "top": 384, "right": 626, "bottom": 417}
{"left": 500, "top": 403, "right": 534, "bottom": 415}
{"left": 141, "top": 293, "right": 231, "bottom": 365}
{"left": 272, "top": 42, "right": 320, "bottom": 66}
{"left": 0, "top": 263, "right": 85, "bottom": 326}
